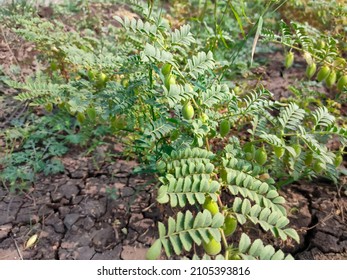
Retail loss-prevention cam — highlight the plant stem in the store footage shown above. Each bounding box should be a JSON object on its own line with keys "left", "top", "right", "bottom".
{"left": 205, "top": 136, "right": 210, "bottom": 151}
{"left": 269, "top": 39, "right": 346, "bottom": 73}
{"left": 220, "top": 228, "right": 228, "bottom": 253}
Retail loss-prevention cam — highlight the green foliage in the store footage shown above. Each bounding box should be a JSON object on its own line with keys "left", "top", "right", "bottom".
{"left": 156, "top": 210, "right": 224, "bottom": 257}
{"left": 153, "top": 145, "right": 297, "bottom": 259}
{"left": 262, "top": 20, "right": 346, "bottom": 91}
{"left": 0, "top": 0, "right": 37, "bottom": 22}
{"left": 0, "top": 114, "right": 70, "bottom": 191}
{"left": 240, "top": 100, "right": 343, "bottom": 184}
{"left": 238, "top": 233, "right": 294, "bottom": 260}
{"left": 156, "top": 148, "right": 219, "bottom": 207}
{"left": 282, "top": 0, "right": 347, "bottom": 36}
{"left": 1, "top": 0, "right": 346, "bottom": 260}
{"left": 222, "top": 156, "right": 298, "bottom": 241}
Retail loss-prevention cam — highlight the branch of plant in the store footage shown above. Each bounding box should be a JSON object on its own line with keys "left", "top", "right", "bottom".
{"left": 216, "top": 193, "right": 229, "bottom": 253}
{"left": 268, "top": 38, "right": 346, "bottom": 74}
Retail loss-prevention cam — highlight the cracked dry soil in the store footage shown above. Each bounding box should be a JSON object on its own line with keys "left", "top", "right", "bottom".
{"left": 282, "top": 183, "right": 347, "bottom": 259}
{"left": 0, "top": 145, "right": 161, "bottom": 260}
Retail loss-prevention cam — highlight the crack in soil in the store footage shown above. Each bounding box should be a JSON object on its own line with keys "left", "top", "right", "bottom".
{"left": 294, "top": 213, "right": 319, "bottom": 256}
{"left": 291, "top": 183, "right": 347, "bottom": 259}
{"left": 291, "top": 184, "right": 316, "bottom": 256}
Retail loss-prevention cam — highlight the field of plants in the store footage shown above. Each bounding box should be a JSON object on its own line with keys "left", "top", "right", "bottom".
{"left": 0, "top": 0, "right": 346, "bottom": 260}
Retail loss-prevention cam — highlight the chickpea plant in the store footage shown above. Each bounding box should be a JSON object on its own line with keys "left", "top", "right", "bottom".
{"left": 113, "top": 15, "right": 305, "bottom": 260}
{"left": 113, "top": 14, "right": 347, "bottom": 260}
